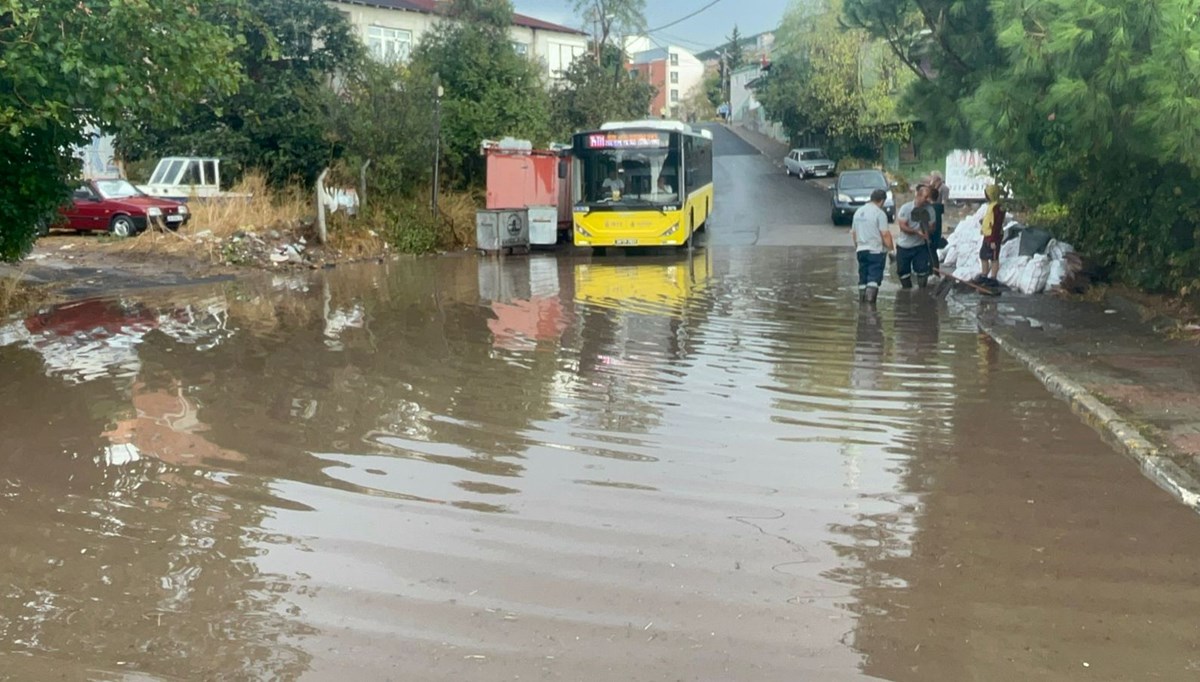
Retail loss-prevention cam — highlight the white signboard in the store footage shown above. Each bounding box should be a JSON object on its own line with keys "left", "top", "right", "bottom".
{"left": 945, "top": 149, "right": 994, "bottom": 201}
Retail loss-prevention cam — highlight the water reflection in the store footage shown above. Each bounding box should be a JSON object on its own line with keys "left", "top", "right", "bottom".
{"left": 3, "top": 248, "right": 1200, "bottom": 678}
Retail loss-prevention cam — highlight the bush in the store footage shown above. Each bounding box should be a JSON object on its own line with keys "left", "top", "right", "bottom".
{"left": 835, "top": 157, "right": 872, "bottom": 173}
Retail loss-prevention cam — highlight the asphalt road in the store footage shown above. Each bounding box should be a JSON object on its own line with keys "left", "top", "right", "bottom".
{"left": 697, "top": 123, "right": 849, "bottom": 248}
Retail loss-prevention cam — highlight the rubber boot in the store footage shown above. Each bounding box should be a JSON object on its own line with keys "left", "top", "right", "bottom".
{"left": 900, "top": 277, "right": 913, "bottom": 289}
{"left": 859, "top": 288, "right": 867, "bottom": 302}
{"left": 865, "top": 287, "right": 878, "bottom": 304}
{"left": 916, "top": 274, "right": 929, "bottom": 289}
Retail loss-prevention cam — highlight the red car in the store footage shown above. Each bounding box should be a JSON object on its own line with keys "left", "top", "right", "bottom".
{"left": 53, "top": 179, "right": 190, "bottom": 237}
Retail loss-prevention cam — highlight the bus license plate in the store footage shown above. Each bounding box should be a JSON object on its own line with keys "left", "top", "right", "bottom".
{"left": 614, "top": 239, "right": 638, "bottom": 245}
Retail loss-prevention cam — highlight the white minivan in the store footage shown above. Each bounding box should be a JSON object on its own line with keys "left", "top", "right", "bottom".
{"left": 784, "top": 148, "right": 836, "bottom": 178}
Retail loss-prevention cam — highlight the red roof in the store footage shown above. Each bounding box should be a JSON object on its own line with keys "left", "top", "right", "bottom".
{"left": 341, "top": 0, "right": 588, "bottom": 35}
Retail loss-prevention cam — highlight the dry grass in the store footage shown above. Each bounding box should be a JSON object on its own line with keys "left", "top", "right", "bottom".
{"left": 0, "top": 263, "right": 38, "bottom": 317}
{"left": 97, "top": 174, "right": 481, "bottom": 263}
{"left": 107, "top": 172, "right": 312, "bottom": 258}
{"left": 436, "top": 188, "right": 484, "bottom": 249}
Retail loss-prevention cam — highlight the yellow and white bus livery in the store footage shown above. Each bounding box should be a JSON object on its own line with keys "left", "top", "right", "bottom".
{"left": 570, "top": 120, "right": 713, "bottom": 249}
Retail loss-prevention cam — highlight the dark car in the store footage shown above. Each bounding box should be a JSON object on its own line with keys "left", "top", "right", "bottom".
{"left": 831, "top": 170, "right": 895, "bottom": 226}
{"left": 55, "top": 179, "right": 190, "bottom": 237}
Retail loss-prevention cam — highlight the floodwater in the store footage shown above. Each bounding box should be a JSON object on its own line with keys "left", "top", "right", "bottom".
{"left": 2, "top": 248, "right": 1200, "bottom": 681}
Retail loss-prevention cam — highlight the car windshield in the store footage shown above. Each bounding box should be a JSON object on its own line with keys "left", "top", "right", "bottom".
{"left": 839, "top": 172, "right": 886, "bottom": 190}
{"left": 799, "top": 150, "right": 827, "bottom": 160}
{"left": 93, "top": 180, "right": 143, "bottom": 199}
{"left": 575, "top": 133, "right": 682, "bottom": 208}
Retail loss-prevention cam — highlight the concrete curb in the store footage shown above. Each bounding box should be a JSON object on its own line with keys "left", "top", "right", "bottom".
{"left": 979, "top": 318, "right": 1200, "bottom": 513}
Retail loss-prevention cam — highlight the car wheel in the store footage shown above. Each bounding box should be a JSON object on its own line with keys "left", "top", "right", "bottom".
{"left": 109, "top": 215, "right": 136, "bottom": 238}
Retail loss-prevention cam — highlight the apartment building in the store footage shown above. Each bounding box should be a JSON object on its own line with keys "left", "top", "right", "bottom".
{"left": 627, "top": 45, "right": 704, "bottom": 119}
{"left": 328, "top": 0, "right": 589, "bottom": 80}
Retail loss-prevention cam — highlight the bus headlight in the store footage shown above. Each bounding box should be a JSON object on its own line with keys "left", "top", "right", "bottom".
{"left": 660, "top": 222, "right": 680, "bottom": 237}
{"left": 575, "top": 223, "right": 593, "bottom": 237}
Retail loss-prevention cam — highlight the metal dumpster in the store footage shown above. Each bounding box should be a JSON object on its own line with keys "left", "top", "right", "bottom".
{"left": 527, "top": 206, "right": 558, "bottom": 245}
{"left": 476, "top": 209, "right": 529, "bottom": 253}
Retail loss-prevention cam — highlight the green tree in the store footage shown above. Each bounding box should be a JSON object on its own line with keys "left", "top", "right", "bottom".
{"left": 572, "top": 0, "right": 647, "bottom": 60}
{"left": 758, "top": 0, "right": 911, "bottom": 157}
{"left": 702, "top": 70, "right": 724, "bottom": 111}
{"left": 550, "top": 44, "right": 654, "bottom": 135}
{"left": 725, "top": 25, "right": 747, "bottom": 73}
{"left": 0, "top": 0, "right": 241, "bottom": 260}
{"left": 335, "top": 63, "right": 437, "bottom": 198}
{"left": 410, "top": 0, "right": 552, "bottom": 186}
{"left": 846, "top": 0, "right": 1200, "bottom": 294}
{"left": 116, "top": 0, "right": 362, "bottom": 187}
{"left": 842, "top": 0, "right": 1000, "bottom": 149}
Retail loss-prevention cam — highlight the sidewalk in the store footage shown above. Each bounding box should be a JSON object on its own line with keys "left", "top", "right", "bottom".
{"left": 728, "top": 122, "right": 1200, "bottom": 513}
{"left": 728, "top": 123, "right": 791, "bottom": 162}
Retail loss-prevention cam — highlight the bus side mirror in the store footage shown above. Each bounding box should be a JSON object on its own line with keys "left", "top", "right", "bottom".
{"left": 558, "top": 159, "right": 567, "bottom": 180}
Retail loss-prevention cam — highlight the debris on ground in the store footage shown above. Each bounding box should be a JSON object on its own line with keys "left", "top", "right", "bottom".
{"left": 939, "top": 204, "right": 1086, "bottom": 294}
{"left": 180, "top": 218, "right": 373, "bottom": 270}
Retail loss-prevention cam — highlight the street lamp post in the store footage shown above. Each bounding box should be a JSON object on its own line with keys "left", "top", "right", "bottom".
{"left": 431, "top": 73, "right": 443, "bottom": 218}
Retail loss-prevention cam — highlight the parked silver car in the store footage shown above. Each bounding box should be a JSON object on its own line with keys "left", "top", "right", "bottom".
{"left": 784, "top": 148, "right": 836, "bottom": 178}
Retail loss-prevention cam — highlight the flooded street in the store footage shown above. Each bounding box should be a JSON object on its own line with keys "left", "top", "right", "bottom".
{"left": 3, "top": 127, "right": 1200, "bottom": 681}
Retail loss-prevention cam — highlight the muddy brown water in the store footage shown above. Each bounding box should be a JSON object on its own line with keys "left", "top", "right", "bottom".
{"left": 2, "top": 248, "right": 1199, "bottom": 681}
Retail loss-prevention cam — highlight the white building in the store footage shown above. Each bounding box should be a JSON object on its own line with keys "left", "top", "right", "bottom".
{"left": 627, "top": 45, "right": 705, "bottom": 119}
{"left": 730, "top": 62, "right": 787, "bottom": 145}
{"left": 328, "top": 0, "right": 589, "bottom": 80}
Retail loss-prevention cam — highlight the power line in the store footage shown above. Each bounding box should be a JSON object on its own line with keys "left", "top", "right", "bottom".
{"left": 656, "top": 31, "right": 717, "bottom": 51}
{"left": 643, "top": 0, "right": 727, "bottom": 34}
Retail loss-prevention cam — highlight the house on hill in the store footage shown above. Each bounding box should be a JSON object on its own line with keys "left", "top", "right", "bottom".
{"left": 328, "top": 0, "right": 589, "bottom": 80}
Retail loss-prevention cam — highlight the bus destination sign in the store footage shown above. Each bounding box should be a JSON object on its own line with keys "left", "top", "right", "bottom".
{"left": 586, "top": 132, "right": 669, "bottom": 149}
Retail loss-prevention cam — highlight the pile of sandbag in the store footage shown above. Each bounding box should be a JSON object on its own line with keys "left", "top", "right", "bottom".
{"left": 938, "top": 207, "right": 1084, "bottom": 294}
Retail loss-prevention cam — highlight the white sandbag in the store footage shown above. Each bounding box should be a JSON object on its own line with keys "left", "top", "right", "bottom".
{"left": 940, "top": 213, "right": 983, "bottom": 267}
{"left": 1016, "top": 254, "right": 1052, "bottom": 294}
{"left": 1047, "top": 259, "right": 1067, "bottom": 290}
{"left": 954, "top": 254, "right": 983, "bottom": 280}
{"left": 999, "top": 254, "right": 1029, "bottom": 288}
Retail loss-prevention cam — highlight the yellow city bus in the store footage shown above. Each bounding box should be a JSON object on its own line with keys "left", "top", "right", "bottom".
{"left": 570, "top": 120, "right": 713, "bottom": 249}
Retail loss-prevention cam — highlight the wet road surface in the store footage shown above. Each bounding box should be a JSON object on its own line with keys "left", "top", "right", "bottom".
{"left": 2, "top": 127, "right": 1200, "bottom": 681}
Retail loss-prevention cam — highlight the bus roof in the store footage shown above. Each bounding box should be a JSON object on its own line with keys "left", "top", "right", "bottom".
{"left": 597, "top": 120, "right": 709, "bottom": 138}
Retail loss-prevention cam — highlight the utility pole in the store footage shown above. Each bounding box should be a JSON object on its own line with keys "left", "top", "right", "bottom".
{"left": 431, "top": 72, "right": 443, "bottom": 218}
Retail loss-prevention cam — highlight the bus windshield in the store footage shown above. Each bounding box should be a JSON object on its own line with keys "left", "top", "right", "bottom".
{"left": 575, "top": 132, "right": 681, "bottom": 208}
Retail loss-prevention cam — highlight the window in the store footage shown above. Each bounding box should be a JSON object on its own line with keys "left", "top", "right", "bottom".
{"left": 512, "top": 41, "right": 529, "bottom": 56}
{"left": 683, "top": 135, "right": 713, "bottom": 194}
{"left": 669, "top": 53, "right": 679, "bottom": 66}
{"left": 367, "top": 26, "right": 412, "bottom": 64}
{"left": 202, "top": 160, "right": 217, "bottom": 187}
{"left": 181, "top": 160, "right": 202, "bottom": 186}
{"left": 546, "top": 41, "right": 586, "bottom": 76}
{"left": 670, "top": 71, "right": 679, "bottom": 84}
{"left": 670, "top": 89, "right": 679, "bottom": 102}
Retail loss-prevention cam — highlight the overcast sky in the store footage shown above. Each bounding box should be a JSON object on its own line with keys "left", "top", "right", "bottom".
{"left": 511, "top": 0, "right": 792, "bottom": 53}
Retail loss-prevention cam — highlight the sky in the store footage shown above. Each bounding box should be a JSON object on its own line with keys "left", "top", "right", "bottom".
{"left": 511, "top": 0, "right": 792, "bottom": 54}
